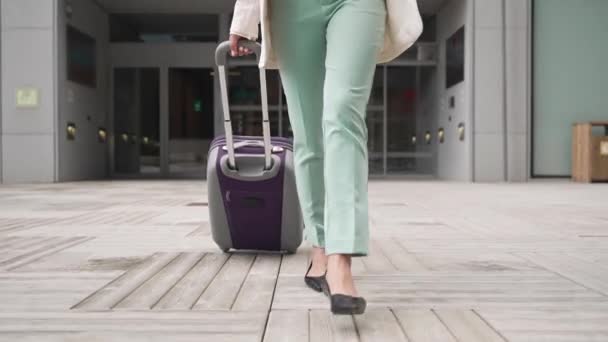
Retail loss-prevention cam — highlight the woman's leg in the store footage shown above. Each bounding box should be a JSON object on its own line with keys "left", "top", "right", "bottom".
{"left": 270, "top": 0, "right": 328, "bottom": 273}
{"left": 322, "top": 0, "right": 386, "bottom": 256}
{"left": 321, "top": 0, "right": 386, "bottom": 296}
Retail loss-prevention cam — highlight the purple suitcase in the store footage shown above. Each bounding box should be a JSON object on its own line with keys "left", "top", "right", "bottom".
{"left": 206, "top": 41, "right": 303, "bottom": 253}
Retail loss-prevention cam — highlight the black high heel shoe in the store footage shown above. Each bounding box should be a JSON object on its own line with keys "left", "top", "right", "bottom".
{"left": 304, "top": 262, "right": 327, "bottom": 293}
{"left": 323, "top": 278, "right": 367, "bottom": 315}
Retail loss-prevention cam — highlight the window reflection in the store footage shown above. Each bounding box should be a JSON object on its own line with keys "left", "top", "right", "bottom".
{"left": 224, "top": 64, "right": 434, "bottom": 176}
{"left": 386, "top": 67, "right": 417, "bottom": 173}
{"left": 229, "top": 110, "right": 282, "bottom": 137}
{"left": 228, "top": 67, "right": 281, "bottom": 106}
{"left": 368, "top": 66, "right": 384, "bottom": 107}
{"left": 169, "top": 68, "right": 214, "bottom": 176}
{"left": 228, "top": 66, "right": 287, "bottom": 137}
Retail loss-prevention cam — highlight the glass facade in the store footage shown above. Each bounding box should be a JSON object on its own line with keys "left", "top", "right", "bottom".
{"left": 226, "top": 63, "right": 433, "bottom": 176}
{"left": 108, "top": 14, "right": 438, "bottom": 178}
{"left": 533, "top": 0, "right": 608, "bottom": 176}
{"left": 386, "top": 66, "right": 418, "bottom": 174}
{"left": 226, "top": 67, "right": 284, "bottom": 137}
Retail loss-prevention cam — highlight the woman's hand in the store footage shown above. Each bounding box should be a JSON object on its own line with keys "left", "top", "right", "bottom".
{"left": 229, "top": 34, "right": 254, "bottom": 57}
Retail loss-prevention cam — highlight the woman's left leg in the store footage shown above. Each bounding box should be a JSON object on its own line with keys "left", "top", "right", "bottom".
{"left": 269, "top": 0, "right": 329, "bottom": 277}
{"left": 321, "top": 0, "right": 386, "bottom": 257}
{"left": 320, "top": 0, "right": 386, "bottom": 302}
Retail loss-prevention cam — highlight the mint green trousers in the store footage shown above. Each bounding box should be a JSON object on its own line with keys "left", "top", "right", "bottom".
{"left": 270, "top": 0, "right": 386, "bottom": 256}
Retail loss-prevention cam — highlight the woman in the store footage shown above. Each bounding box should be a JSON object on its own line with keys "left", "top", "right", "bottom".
{"left": 229, "top": 0, "right": 422, "bottom": 315}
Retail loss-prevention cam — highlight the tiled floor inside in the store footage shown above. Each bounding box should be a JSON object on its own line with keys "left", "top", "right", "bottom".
{"left": 0, "top": 180, "right": 607, "bottom": 341}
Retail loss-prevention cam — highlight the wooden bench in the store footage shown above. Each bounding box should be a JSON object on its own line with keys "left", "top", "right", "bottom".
{"left": 572, "top": 121, "right": 608, "bottom": 182}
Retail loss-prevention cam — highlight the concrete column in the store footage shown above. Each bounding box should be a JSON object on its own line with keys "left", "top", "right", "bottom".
{"left": 471, "top": 0, "right": 531, "bottom": 182}
{"left": 1, "top": 0, "right": 58, "bottom": 183}
{"left": 472, "top": 0, "right": 506, "bottom": 182}
{"left": 56, "top": 0, "right": 110, "bottom": 181}
{"left": 436, "top": 0, "right": 472, "bottom": 181}
{"left": 504, "top": 0, "right": 531, "bottom": 181}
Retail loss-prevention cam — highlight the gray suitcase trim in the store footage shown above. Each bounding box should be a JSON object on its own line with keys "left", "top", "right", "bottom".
{"left": 207, "top": 146, "right": 303, "bottom": 253}
{"left": 280, "top": 150, "right": 303, "bottom": 253}
{"left": 207, "top": 148, "right": 233, "bottom": 252}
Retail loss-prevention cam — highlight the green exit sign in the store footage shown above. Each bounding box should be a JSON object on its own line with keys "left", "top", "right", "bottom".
{"left": 194, "top": 99, "right": 203, "bottom": 112}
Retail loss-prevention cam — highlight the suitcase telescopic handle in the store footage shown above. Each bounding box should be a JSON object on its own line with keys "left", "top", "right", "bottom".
{"left": 215, "top": 40, "right": 272, "bottom": 171}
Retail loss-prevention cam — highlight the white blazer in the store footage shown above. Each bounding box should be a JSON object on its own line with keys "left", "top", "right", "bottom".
{"left": 230, "top": 0, "right": 423, "bottom": 69}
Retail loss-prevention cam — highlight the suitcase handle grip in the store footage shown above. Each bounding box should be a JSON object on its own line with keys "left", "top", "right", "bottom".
{"left": 215, "top": 40, "right": 262, "bottom": 67}
{"left": 222, "top": 140, "right": 284, "bottom": 153}
{"left": 215, "top": 40, "right": 272, "bottom": 171}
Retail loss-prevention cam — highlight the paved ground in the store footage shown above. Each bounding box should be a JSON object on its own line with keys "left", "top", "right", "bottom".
{"left": 0, "top": 180, "right": 607, "bottom": 341}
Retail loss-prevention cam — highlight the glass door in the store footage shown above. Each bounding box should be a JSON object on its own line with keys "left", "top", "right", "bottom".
{"left": 386, "top": 66, "right": 418, "bottom": 174}
{"left": 113, "top": 68, "right": 161, "bottom": 176}
{"left": 366, "top": 65, "right": 434, "bottom": 176}
{"left": 168, "top": 68, "right": 215, "bottom": 177}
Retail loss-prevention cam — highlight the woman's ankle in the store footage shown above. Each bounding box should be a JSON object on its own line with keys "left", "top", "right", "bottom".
{"left": 327, "top": 254, "right": 352, "bottom": 269}
{"left": 326, "top": 254, "right": 358, "bottom": 296}
{"left": 307, "top": 246, "right": 328, "bottom": 277}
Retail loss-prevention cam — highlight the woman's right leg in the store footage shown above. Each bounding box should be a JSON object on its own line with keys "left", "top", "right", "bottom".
{"left": 270, "top": 0, "right": 327, "bottom": 272}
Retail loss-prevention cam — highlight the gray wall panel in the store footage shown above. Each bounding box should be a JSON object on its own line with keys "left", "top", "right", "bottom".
{"left": 2, "top": 134, "right": 55, "bottom": 182}
{"left": 1, "top": 0, "right": 57, "bottom": 183}
{"left": 474, "top": 0, "right": 503, "bottom": 28}
{"left": 504, "top": 0, "right": 530, "bottom": 182}
{"left": 57, "top": 0, "right": 110, "bottom": 181}
{"left": 505, "top": 27, "right": 528, "bottom": 135}
{"left": 1, "top": 29, "right": 56, "bottom": 134}
{"left": 505, "top": 0, "right": 529, "bottom": 29}
{"left": 507, "top": 132, "right": 527, "bottom": 181}
{"left": 435, "top": 0, "right": 472, "bottom": 181}
{"left": 1, "top": 0, "right": 54, "bottom": 28}
{"left": 472, "top": 0, "right": 507, "bottom": 182}
{"left": 474, "top": 132, "right": 505, "bottom": 181}
{"left": 473, "top": 28, "right": 504, "bottom": 134}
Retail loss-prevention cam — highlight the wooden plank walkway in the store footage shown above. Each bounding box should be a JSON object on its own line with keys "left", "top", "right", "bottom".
{"left": 0, "top": 180, "right": 607, "bottom": 341}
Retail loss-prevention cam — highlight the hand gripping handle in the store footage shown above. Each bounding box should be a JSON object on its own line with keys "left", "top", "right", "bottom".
{"left": 215, "top": 40, "right": 262, "bottom": 67}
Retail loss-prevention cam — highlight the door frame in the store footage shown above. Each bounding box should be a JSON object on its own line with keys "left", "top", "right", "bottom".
{"left": 108, "top": 42, "right": 220, "bottom": 178}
